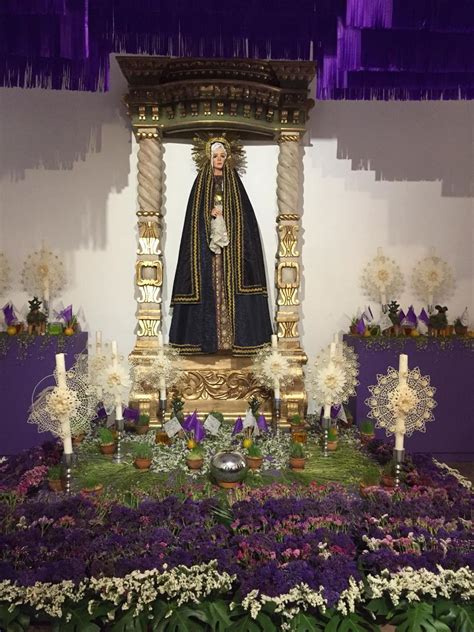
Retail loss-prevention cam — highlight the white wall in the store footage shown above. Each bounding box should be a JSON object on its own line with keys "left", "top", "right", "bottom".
{"left": 1, "top": 56, "right": 473, "bottom": 361}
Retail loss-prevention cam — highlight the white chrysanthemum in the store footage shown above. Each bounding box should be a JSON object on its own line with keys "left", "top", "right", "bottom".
{"left": 46, "top": 386, "right": 80, "bottom": 419}
{"left": 361, "top": 249, "right": 404, "bottom": 304}
{"left": 309, "top": 343, "right": 359, "bottom": 405}
{"left": 100, "top": 364, "right": 131, "bottom": 394}
{"left": 252, "top": 348, "right": 293, "bottom": 390}
{"left": 0, "top": 253, "right": 10, "bottom": 294}
{"left": 29, "top": 363, "right": 96, "bottom": 438}
{"left": 365, "top": 366, "right": 437, "bottom": 437}
{"left": 311, "top": 363, "right": 347, "bottom": 406}
{"left": 412, "top": 254, "right": 454, "bottom": 305}
{"left": 21, "top": 245, "right": 66, "bottom": 300}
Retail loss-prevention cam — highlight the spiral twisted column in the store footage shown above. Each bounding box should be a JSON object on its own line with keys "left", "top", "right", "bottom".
{"left": 275, "top": 133, "right": 302, "bottom": 347}
{"left": 134, "top": 129, "right": 164, "bottom": 349}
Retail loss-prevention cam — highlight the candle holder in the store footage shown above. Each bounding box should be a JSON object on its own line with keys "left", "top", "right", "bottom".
{"left": 321, "top": 416, "right": 330, "bottom": 457}
{"left": 273, "top": 398, "right": 281, "bottom": 433}
{"left": 159, "top": 398, "right": 167, "bottom": 420}
{"left": 62, "top": 452, "right": 73, "bottom": 495}
{"left": 393, "top": 448, "right": 405, "bottom": 488}
{"left": 382, "top": 303, "right": 388, "bottom": 314}
{"left": 113, "top": 417, "right": 124, "bottom": 464}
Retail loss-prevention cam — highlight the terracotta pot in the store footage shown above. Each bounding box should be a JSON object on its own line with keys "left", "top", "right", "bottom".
{"left": 289, "top": 457, "right": 305, "bottom": 470}
{"left": 155, "top": 431, "right": 171, "bottom": 445}
{"left": 72, "top": 433, "right": 85, "bottom": 445}
{"left": 99, "top": 442, "right": 116, "bottom": 455}
{"left": 81, "top": 484, "right": 104, "bottom": 496}
{"left": 186, "top": 458, "right": 204, "bottom": 470}
{"left": 216, "top": 480, "right": 241, "bottom": 489}
{"left": 349, "top": 325, "right": 357, "bottom": 335}
{"left": 48, "top": 479, "right": 64, "bottom": 492}
{"left": 124, "top": 421, "right": 136, "bottom": 432}
{"left": 246, "top": 456, "right": 263, "bottom": 470}
{"left": 291, "top": 429, "right": 307, "bottom": 444}
{"left": 392, "top": 325, "right": 402, "bottom": 336}
{"left": 447, "top": 325, "right": 454, "bottom": 336}
{"left": 382, "top": 475, "right": 395, "bottom": 488}
{"left": 134, "top": 457, "right": 152, "bottom": 470}
{"left": 136, "top": 425, "right": 149, "bottom": 435}
{"left": 455, "top": 325, "right": 468, "bottom": 336}
{"left": 327, "top": 440, "right": 338, "bottom": 451}
{"left": 403, "top": 327, "right": 413, "bottom": 336}
{"left": 360, "top": 432, "right": 375, "bottom": 445}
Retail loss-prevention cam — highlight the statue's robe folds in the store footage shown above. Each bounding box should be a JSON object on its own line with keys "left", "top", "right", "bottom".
{"left": 169, "top": 164, "right": 273, "bottom": 355}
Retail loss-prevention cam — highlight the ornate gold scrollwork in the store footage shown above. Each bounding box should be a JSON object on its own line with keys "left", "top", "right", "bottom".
{"left": 277, "top": 287, "right": 299, "bottom": 306}
{"left": 277, "top": 213, "right": 299, "bottom": 222}
{"left": 137, "top": 286, "right": 161, "bottom": 304}
{"left": 137, "top": 319, "right": 161, "bottom": 337}
{"left": 277, "top": 261, "right": 299, "bottom": 288}
{"left": 136, "top": 260, "right": 163, "bottom": 287}
{"left": 181, "top": 370, "right": 270, "bottom": 401}
{"left": 278, "top": 134, "right": 300, "bottom": 143}
{"left": 278, "top": 224, "right": 299, "bottom": 257}
{"left": 278, "top": 320, "right": 299, "bottom": 338}
{"left": 137, "top": 221, "right": 161, "bottom": 255}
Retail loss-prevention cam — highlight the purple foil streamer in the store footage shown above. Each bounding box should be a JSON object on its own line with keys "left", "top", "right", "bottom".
{"left": 257, "top": 414, "right": 268, "bottom": 433}
{"left": 123, "top": 406, "right": 139, "bottom": 421}
{"left": 232, "top": 416, "right": 244, "bottom": 435}
{"left": 2, "top": 303, "right": 17, "bottom": 325}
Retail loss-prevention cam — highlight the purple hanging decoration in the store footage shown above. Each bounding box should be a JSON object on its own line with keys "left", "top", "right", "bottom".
{"left": 58, "top": 304, "right": 73, "bottom": 325}
{"left": 418, "top": 308, "right": 430, "bottom": 326}
{"left": 232, "top": 416, "right": 244, "bottom": 435}
{"left": 257, "top": 414, "right": 268, "bottom": 433}
{"left": 123, "top": 406, "right": 139, "bottom": 421}
{"left": 356, "top": 317, "right": 366, "bottom": 335}
{"left": 2, "top": 303, "right": 17, "bottom": 325}
{"left": 402, "top": 305, "right": 418, "bottom": 327}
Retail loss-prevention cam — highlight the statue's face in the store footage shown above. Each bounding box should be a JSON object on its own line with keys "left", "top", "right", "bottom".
{"left": 212, "top": 148, "right": 227, "bottom": 172}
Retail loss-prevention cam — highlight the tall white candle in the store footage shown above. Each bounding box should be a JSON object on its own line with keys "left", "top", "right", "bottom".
{"left": 271, "top": 334, "right": 278, "bottom": 349}
{"left": 323, "top": 403, "right": 331, "bottom": 419}
{"left": 96, "top": 330, "right": 102, "bottom": 352}
{"left": 399, "top": 354, "right": 408, "bottom": 385}
{"left": 329, "top": 342, "right": 336, "bottom": 359}
{"left": 395, "top": 354, "right": 409, "bottom": 451}
{"left": 43, "top": 277, "right": 50, "bottom": 305}
{"left": 158, "top": 332, "right": 164, "bottom": 348}
{"left": 111, "top": 340, "right": 118, "bottom": 368}
{"left": 381, "top": 290, "right": 387, "bottom": 307}
{"left": 158, "top": 345, "right": 166, "bottom": 400}
{"left": 56, "top": 353, "right": 73, "bottom": 454}
{"left": 273, "top": 377, "right": 280, "bottom": 400}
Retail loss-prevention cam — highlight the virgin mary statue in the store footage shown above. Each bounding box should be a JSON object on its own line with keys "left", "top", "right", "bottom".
{"left": 169, "top": 136, "right": 273, "bottom": 354}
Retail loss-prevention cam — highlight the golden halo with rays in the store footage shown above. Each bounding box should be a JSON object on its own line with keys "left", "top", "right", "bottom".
{"left": 192, "top": 133, "right": 246, "bottom": 174}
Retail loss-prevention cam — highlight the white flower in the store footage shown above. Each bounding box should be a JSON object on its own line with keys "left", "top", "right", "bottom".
{"left": 100, "top": 364, "right": 131, "bottom": 395}
{"left": 312, "top": 363, "right": 346, "bottom": 405}
{"left": 252, "top": 348, "right": 293, "bottom": 389}
{"left": 46, "top": 386, "right": 80, "bottom": 419}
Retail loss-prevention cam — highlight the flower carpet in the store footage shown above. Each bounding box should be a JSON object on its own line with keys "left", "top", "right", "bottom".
{"left": 0, "top": 434, "right": 473, "bottom": 631}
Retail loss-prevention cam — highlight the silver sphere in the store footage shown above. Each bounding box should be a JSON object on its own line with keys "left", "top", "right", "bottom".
{"left": 210, "top": 451, "right": 248, "bottom": 484}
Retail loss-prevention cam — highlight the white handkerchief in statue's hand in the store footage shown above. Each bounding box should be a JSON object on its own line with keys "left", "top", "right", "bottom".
{"left": 164, "top": 417, "right": 182, "bottom": 437}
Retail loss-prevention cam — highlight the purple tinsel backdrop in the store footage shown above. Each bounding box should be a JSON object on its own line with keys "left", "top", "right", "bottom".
{"left": 0, "top": 0, "right": 474, "bottom": 99}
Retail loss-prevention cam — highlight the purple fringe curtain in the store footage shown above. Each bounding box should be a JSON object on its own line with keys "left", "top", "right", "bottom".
{"left": 1, "top": 0, "right": 474, "bottom": 99}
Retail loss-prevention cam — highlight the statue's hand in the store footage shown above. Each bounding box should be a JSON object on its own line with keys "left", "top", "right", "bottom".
{"left": 211, "top": 207, "right": 222, "bottom": 218}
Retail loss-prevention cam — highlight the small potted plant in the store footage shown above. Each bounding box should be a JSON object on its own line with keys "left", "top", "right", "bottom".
{"left": 359, "top": 465, "right": 381, "bottom": 496}
{"left": 246, "top": 444, "right": 264, "bottom": 470}
{"left": 170, "top": 393, "right": 185, "bottom": 422}
{"left": 134, "top": 443, "right": 153, "bottom": 470}
{"left": 428, "top": 305, "right": 448, "bottom": 337}
{"left": 47, "top": 464, "right": 64, "bottom": 492}
{"left": 98, "top": 427, "right": 116, "bottom": 455}
{"left": 81, "top": 474, "right": 104, "bottom": 496}
{"left": 454, "top": 317, "right": 468, "bottom": 336}
{"left": 381, "top": 462, "right": 396, "bottom": 488}
{"left": 349, "top": 316, "right": 358, "bottom": 335}
{"left": 186, "top": 446, "right": 204, "bottom": 470}
{"left": 136, "top": 413, "right": 150, "bottom": 435}
{"left": 388, "top": 301, "right": 401, "bottom": 336}
{"left": 289, "top": 413, "right": 307, "bottom": 445}
{"left": 327, "top": 425, "right": 338, "bottom": 451}
{"left": 289, "top": 441, "right": 306, "bottom": 470}
{"left": 359, "top": 419, "right": 375, "bottom": 445}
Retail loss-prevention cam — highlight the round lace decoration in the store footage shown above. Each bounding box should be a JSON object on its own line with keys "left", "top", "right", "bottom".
{"left": 411, "top": 254, "right": 454, "bottom": 305}
{"left": 365, "top": 367, "right": 437, "bottom": 437}
{"left": 131, "top": 347, "right": 181, "bottom": 395}
{"left": 28, "top": 363, "right": 95, "bottom": 438}
{"left": 21, "top": 245, "right": 66, "bottom": 300}
{"left": 361, "top": 248, "right": 404, "bottom": 303}
{"left": 308, "top": 342, "right": 359, "bottom": 406}
{"left": 252, "top": 348, "right": 293, "bottom": 390}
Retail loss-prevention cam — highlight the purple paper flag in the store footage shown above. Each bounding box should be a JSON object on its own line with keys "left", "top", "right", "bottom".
{"left": 232, "top": 416, "right": 244, "bottom": 435}
{"left": 403, "top": 305, "right": 417, "bottom": 327}
{"left": 181, "top": 412, "right": 196, "bottom": 432}
{"left": 192, "top": 418, "right": 206, "bottom": 443}
{"left": 398, "top": 308, "right": 406, "bottom": 323}
{"left": 96, "top": 405, "right": 107, "bottom": 419}
{"left": 257, "top": 414, "right": 268, "bottom": 433}
{"left": 356, "top": 318, "right": 366, "bottom": 335}
{"left": 2, "top": 303, "right": 17, "bottom": 326}
{"left": 59, "top": 305, "right": 73, "bottom": 325}
{"left": 123, "top": 406, "right": 139, "bottom": 421}
{"left": 331, "top": 405, "right": 341, "bottom": 418}
{"left": 418, "top": 308, "right": 429, "bottom": 325}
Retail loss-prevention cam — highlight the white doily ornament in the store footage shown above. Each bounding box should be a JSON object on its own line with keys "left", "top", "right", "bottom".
{"left": 21, "top": 245, "right": 66, "bottom": 306}
{"left": 0, "top": 253, "right": 10, "bottom": 296}
{"left": 28, "top": 354, "right": 96, "bottom": 453}
{"left": 131, "top": 346, "right": 181, "bottom": 400}
{"left": 361, "top": 247, "right": 404, "bottom": 308}
{"left": 96, "top": 349, "right": 132, "bottom": 416}
{"left": 411, "top": 251, "right": 454, "bottom": 312}
{"left": 252, "top": 347, "right": 293, "bottom": 398}
{"left": 309, "top": 342, "right": 359, "bottom": 417}
{"left": 365, "top": 355, "right": 437, "bottom": 450}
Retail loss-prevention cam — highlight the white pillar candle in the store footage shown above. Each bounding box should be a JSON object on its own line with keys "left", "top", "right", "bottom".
{"left": 323, "top": 403, "right": 331, "bottom": 419}
{"left": 43, "top": 277, "right": 50, "bottom": 305}
{"left": 115, "top": 399, "right": 123, "bottom": 422}
{"left": 329, "top": 342, "right": 336, "bottom": 359}
{"left": 395, "top": 431, "right": 404, "bottom": 451}
{"left": 158, "top": 345, "right": 166, "bottom": 400}
{"left": 273, "top": 377, "right": 280, "bottom": 400}
{"left": 96, "top": 330, "right": 102, "bottom": 352}
{"left": 158, "top": 332, "right": 164, "bottom": 348}
{"left": 55, "top": 353, "right": 73, "bottom": 454}
{"left": 398, "top": 354, "right": 408, "bottom": 385}
{"left": 381, "top": 290, "right": 387, "bottom": 307}
{"left": 271, "top": 334, "right": 278, "bottom": 349}
{"left": 111, "top": 340, "right": 118, "bottom": 368}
